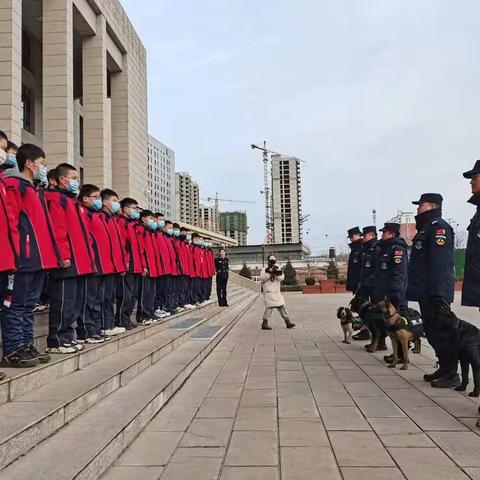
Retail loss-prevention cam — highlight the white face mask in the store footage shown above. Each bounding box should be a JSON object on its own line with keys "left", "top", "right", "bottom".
{"left": 0, "top": 149, "right": 6, "bottom": 165}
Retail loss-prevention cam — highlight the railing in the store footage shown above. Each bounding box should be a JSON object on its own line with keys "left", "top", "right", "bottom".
{"left": 229, "top": 271, "right": 262, "bottom": 293}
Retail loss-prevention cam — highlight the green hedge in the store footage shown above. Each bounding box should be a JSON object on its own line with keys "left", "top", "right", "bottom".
{"left": 281, "top": 285, "right": 303, "bottom": 292}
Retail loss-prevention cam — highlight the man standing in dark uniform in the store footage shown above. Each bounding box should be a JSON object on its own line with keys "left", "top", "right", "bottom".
{"left": 407, "top": 193, "right": 457, "bottom": 388}
{"left": 346, "top": 227, "right": 363, "bottom": 293}
{"left": 462, "top": 160, "right": 480, "bottom": 309}
{"left": 215, "top": 248, "right": 229, "bottom": 307}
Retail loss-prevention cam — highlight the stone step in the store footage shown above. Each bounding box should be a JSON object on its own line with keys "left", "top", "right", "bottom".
{"left": 0, "top": 286, "right": 246, "bottom": 405}
{"left": 0, "top": 292, "right": 259, "bottom": 479}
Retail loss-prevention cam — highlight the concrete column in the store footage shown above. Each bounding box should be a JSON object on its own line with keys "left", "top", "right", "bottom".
{"left": 82, "top": 14, "right": 111, "bottom": 188}
{"left": 0, "top": 0, "right": 22, "bottom": 144}
{"left": 42, "top": 0, "right": 74, "bottom": 164}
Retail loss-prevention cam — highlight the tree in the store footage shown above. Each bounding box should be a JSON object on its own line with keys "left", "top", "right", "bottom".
{"left": 326, "top": 260, "right": 339, "bottom": 280}
{"left": 239, "top": 263, "right": 252, "bottom": 279}
{"left": 283, "top": 260, "right": 298, "bottom": 285}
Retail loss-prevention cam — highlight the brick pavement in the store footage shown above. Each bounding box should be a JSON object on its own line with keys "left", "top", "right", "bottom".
{"left": 102, "top": 293, "right": 480, "bottom": 480}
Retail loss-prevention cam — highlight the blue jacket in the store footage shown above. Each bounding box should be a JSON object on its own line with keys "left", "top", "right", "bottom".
{"left": 346, "top": 239, "right": 363, "bottom": 292}
{"left": 359, "top": 238, "right": 378, "bottom": 291}
{"left": 462, "top": 195, "right": 480, "bottom": 306}
{"left": 406, "top": 209, "right": 455, "bottom": 303}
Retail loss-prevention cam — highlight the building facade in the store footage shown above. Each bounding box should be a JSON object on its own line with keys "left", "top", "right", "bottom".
{"left": 175, "top": 171, "right": 200, "bottom": 225}
{"left": 388, "top": 211, "right": 416, "bottom": 246}
{"left": 220, "top": 211, "right": 248, "bottom": 246}
{"left": 271, "top": 155, "right": 303, "bottom": 244}
{"left": 199, "top": 204, "right": 217, "bottom": 232}
{"left": 0, "top": 0, "right": 148, "bottom": 203}
{"left": 147, "top": 135, "right": 175, "bottom": 218}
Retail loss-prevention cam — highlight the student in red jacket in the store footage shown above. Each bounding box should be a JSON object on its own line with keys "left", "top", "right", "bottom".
{"left": 1, "top": 144, "right": 62, "bottom": 367}
{"left": 175, "top": 225, "right": 195, "bottom": 310}
{"left": 152, "top": 212, "right": 172, "bottom": 318}
{"left": 163, "top": 219, "right": 183, "bottom": 313}
{"left": 0, "top": 140, "right": 18, "bottom": 176}
{"left": 44, "top": 163, "right": 96, "bottom": 353}
{"left": 204, "top": 239, "right": 215, "bottom": 304}
{"left": 101, "top": 189, "right": 127, "bottom": 336}
{"left": 115, "top": 197, "right": 143, "bottom": 329}
{"left": 78, "top": 184, "right": 115, "bottom": 343}
{"left": 137, "top": 210, "right": 159, "bottom": 324}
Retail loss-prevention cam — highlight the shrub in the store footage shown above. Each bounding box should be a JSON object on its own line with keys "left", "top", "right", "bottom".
{"left": 283, "top": 260, "right": 298, "bottom": 285}
{"left": 305, "top": 277, "right": 316, "bottom": 286}
{"left": 326, "top": 261, "right": 339, "bottom": 280}
{"left": 239, "top": 263, "right": 252, "bottom": 279}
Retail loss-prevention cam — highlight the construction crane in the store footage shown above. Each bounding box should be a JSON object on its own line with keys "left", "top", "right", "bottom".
{"left": 203, "top": 193, "right": 256, "bottom": 233}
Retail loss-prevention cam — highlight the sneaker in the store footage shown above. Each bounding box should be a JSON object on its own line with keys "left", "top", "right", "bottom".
{"left": 33, "top": 303, "right": 47, "bottom": 314}
{"left": 101, "top": 328, "right": 124, "bottom": 336}
{"left": 140, "top": 318, "right": 154, "bottom": 325}
{"left": 27, "top": 343, "right": 51, "bottom": 363}
{"left": 198, "top": 301, "right": 207, "bottom": 307}
{"left": 1, "top": 345, "right": 39, "bottom": 368}
{"left": 70, "top": 341, "right": 84, "bottom": 352}
{"left": 184, "top": 304, "right": 195, "bottom": 310}
{"left": 113, "top": 326, "right": 126, "bottom": 334}
{"left": 85, "top": 336, "right": 105, "bottom": 344}
{"left": 176, "top": 307, "right": 185, "bottom": 313}
{"left": 76, "top": 338, "right": 86, "bottom": 344}
{"left": 205, "top": 300, "right": 213, "bottom": 305}
{"left": 46, "top": 345, "right": 76, "bottom": 354}
{"left": 154, "top": 309, "right": 169, "bottom": 318}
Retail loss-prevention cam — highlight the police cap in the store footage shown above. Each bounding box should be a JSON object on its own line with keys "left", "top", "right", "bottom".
{"left": 347, "top": 226, "right": 362, "bottom": 238}
{"left": 412, "top": 193, "right": 443, "bottom": 207}
{"left": 463, "top": 160, "right": 480, "bottom": 179}
{"left": 379, "top": 222, "right": 400, "bottom": 234}
{"left": 362, "top": 226, "right": 377, "bottom": 236}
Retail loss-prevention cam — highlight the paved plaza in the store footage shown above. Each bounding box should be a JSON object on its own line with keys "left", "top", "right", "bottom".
{"left": 101, "top": 293, "right": 480, "bottom": 480}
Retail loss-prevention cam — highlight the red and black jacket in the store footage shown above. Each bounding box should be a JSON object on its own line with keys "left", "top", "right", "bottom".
{"left": 104, "top": 214, "right": 127, "bottom": 274}
{"left": 0, "top": 179, "right": 17, "bottom": 272}
{"left": 186, "top": 243, "right": 195, "bottom": 278}
{"left": 79, "top": 207, "right": 115, "bottom": 275}
{"left": 44, "top": 189, "right": 96, "bottom": 278}
{"left": 206, "top": 249, "right": 215, "bottom": 277}
{"left": 155, "top": 232, "right": 172, "bottom": 275}
{"left": 164, "top": 234, "right": 181, "bottom": 276}
{"left": 2, "top": 172, "right": 62, "bottom": 272}
{"left": 138, "top": 227, "right": 159, "bottom": 278}
{"left": 192, "top": 245, "right": 207, "bottom": 279}
{"left": 116, "top": 215, "right": 143, "bottom": 274}
{"left": 176, "top": 239, "right": 191, "bottom": 277}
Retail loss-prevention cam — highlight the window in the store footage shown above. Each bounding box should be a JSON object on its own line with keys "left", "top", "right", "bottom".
{"left": 79, "top": 116, "right": 84, "bottom": 157}
{"left": 21, "top": 85, "right": 34, "bottom": 134}
{"left": 22, "top": 29, "right": 33, "bottom": 73}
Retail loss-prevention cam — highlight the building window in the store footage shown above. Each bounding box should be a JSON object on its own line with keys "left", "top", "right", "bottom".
{"left": 21, "top": 85, "right": 34, "bottom": 134}
{"left": 79, "top": 116, "right": 84, "bottom": 157}
{"left": 22, "top": 29, "right": 33, "bottom": 73}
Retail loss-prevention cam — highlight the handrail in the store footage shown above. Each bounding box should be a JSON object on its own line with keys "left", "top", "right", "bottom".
{"left": 228, "top": 271, "right": 262, "bottom": 293}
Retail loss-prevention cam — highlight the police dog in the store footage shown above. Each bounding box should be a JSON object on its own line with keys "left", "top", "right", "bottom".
{"left": 350, "top": 296, "right": 386, "bottom": 353}
{"left": 382, "top": 300, "right": 422, "bottom": 370}
{"left": 336, "top": 307, "right": 353, "bottom": 344}
{"left": 455, "top": 319, "right": 480, "bottom": 398}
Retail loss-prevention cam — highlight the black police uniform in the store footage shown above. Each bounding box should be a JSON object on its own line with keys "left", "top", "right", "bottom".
{"left": 215, "top": 256, "right": 229, "bottom": 306}
{"left": 373, "top": 236, "right": 408, "bottom": 311}
{"left": 347, "top": 232, "right": 363, "bottom": 293}
{"left": 406, "top": 205, "right": 456, "bottom": 379}
{"left": 359, "top": 238, "right": 379, "bottom": 302}
{"left": 462, "top": 194, "right": 480, "bottom": 307}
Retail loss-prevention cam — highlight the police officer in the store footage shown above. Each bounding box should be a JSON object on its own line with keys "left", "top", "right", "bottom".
{"left": 215, "top": 248, "right": 229, "bottom": 307}
{"left": 462, "top": 160, "right": 480, "bottom": 308}
{"left": 407, "top": 193, "right": 457, "bottom": 388}
{"left": 346, "top": 227, "right": 363, "bottom": 293}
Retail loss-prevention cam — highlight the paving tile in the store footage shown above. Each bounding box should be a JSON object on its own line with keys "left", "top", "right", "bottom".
{"left": 280, "top": 447, "right": 341, "bottom": 479}
{"left": 335, "top": 370, "right": 371, "bottom": 382}
{"left": 197, "top": 398, "right": 239, "bottom": 418}
{"left": 245, "top": 376, "right": 277, "bottom": 390}
{"left": 368, "top": 417, "right": 434, "bottom": 447}
{"left": 403, "top": 406, "right": 468, "bottom": 431}
{"left": 220, "top": 466, "right": 279, "bottom": 480}
{"left": 389, "top": 447, "right": 470, "bottom": 480}
{"left": 160, "top": 452, "right": 222, "bottom": 480}
{"left": 249, "top": 366, "right": 276, "bottom": 376}
{"left": 279, "top": 418, "right": 329, "bottom": 446}
{"left": 101, "top": 466, "right": 163, "bottom": 480}
{"left": 464, "top": 468, "right": 480, "bottom": 480}
{"left": 354, "top": 396, "right": 406, "bottom": 418}
{"left": 343, "top": 382, "right": 386, "bottom": 397}
{"left": 329, "top": 432, "right": 394, "bottom": 467}
{"left": 234, "top": 407, "right": 277, "bottom": 431}
{"left": 225, "top": 431, "right": 278, "bottom": 466}
{"left": 319, "top": 407, "right": 370, "bottom": 431}
{"left": 180, "top": 418, "right": 234, "bottom": 447}
{"left": 116, "top": 432, "right": 183, "bottom": 467}
{"left": 385, "top": 388, "right": 436, "bottom": 408}
{"left": 145, "top": 407, "right": 197, "bottom": 432}
{"left": 360, "top": 364, "right": 394, "bottom": 376}
{"left": 303, "top": 365, "right": 334, "bottom": 376}
{"left": 430, "top": 396, "right": 480, "bottom": 418}
{"left": 312, "top": 390, "right": 356, "bottom": 407}
{"left": 207, "top": 384, "right": 244, "bottom": 399}
{"left": 341, "top": 467, "right": 405, "bottom": 479}
{"left": 276, "top": 361, "right": 303, "bottom": 371}
{"left": 328, "top": 360, "right": 359, "bottom": 370}
{"left": 428, "top": 431, "right": 480, "bottom": 467}
{"left": 241, "top": 389, "right": 277, "bottom": 406}
{"left": 370, "top": 375, "right": 411, "bottom": 389}
{"left": 276, "top": 371, "right": 307, "bottom": 383}
{"left": 278, "top": 396, "right": 319, "bottom": 418}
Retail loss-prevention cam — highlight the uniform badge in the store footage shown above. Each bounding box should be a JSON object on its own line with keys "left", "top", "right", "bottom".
{"left": 415, "top": 241, "right": 423, "bottom": 250}
{"left": 381, "top": 262, "right": 387, "bottom": 270}
{"left": 435, "top": 236, "right": 446, "bottom": 246}
{"left": 394, "top": 258, "right": 402, "bottom": 264}
{"left": 353, "top": 259, "right": 358, "bottom": 264}
{"left": 365, "top": 261, "right": 371, "bottom": 268}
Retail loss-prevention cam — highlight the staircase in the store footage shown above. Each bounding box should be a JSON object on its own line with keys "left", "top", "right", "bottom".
{"left": 0, "top": 276, "right": 260, "bottom": 479}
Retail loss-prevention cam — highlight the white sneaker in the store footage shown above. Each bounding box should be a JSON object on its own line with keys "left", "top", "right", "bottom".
{"left": 86, "top": 336, "right": 105, "bottom": 344}
{"left": 205, "top": 300, "right": 213, "bottom": 305}
{"left": 46, "top": 345, "right": 76, "bottom": 354}
{"left": 184, "top": 304, "right": 195, "bottom": 309}
{"left": 71, "top": 341, "right": 84, "bottom": 351}
{"left": 176, "top": 307, "right": 185, "bottom": 313}
{"left": 154, "top": 309, "right": 166, "bottom": 318}
{"left": 198, "top": 301, "right": 207, "bottom": 307}
{"left": 112, "top": 327, "right": 126, "bottom": 335}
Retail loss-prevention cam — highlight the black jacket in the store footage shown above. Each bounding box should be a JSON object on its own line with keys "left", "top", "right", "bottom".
{"left": 406, "top": 208, "right": 455, "bottom": 303}
{"left": 462, "top": 195, "right": 480, "bottom": 306}
{"left": 346, "top": 239, "right": 363, "bottom": 292}
{"left": 373, "top": 236, "right": 408, "bottom": 305}
{"left": 215, "top": 256, "right": 229, "bottom": 276}
{"left": 359, "top": 238, "right": 378, "bottom": 291}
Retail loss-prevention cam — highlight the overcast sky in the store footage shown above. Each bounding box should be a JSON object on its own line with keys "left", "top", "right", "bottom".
{"left": 121, "top": 0, "right": 480, "bottom": 254}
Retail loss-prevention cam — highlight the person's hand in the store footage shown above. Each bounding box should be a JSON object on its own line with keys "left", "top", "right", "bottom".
{"left": 120, "top": 272, "right": 126, "bottom": 277}
{"left": 63, "top": 259, "right": 71, "bottom": 268}
{"left": 142, "top": 268, "right": 148, "bottom": 277}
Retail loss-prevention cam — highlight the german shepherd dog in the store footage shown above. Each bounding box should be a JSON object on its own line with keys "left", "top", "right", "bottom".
{"left": 350, "top": 296, "right": 386, "bottom": 353}
{"left": 455, "top": 318, "right": 480, "bottom": 398}
{"left": 336, "top": 307, "right": 353, "bottom": 344}
{"left": 382, "top": 300, "right": 422, "bottom": 370}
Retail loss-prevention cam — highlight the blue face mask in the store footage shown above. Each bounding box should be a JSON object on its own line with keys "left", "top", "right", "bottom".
{"left": 67, "top": 179, "right": 79, "bottom": 195}
{"left": 129, "top": 208, "right": 140, "bottom": 220}
{"left": 110, "top": 201, "right": 121, "bottom": 213}
{"left": 147, "top": 219, "right": 158, "bottom": 231}
{"left": 34, "top": 164, "right": 48, "bottom": 185}
{"left": 166, "top": 229, "right": 174, "bottom": 236}
{"left": 92, "top": 199, "right": 103, "bottom": 211}
{"left": 158, "top": 220, "right": 165, "bottom": 228}
{"left": 173, "top": 230, "right": 180, "bottom": 237}
{"left": 186, "top": 234, "right": 192, "bottom": 242}
{"left": 5, "top": 155, "right": 17, "bottom": 168}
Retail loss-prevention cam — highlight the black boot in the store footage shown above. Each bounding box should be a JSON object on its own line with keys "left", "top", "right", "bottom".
{"left": 262, "top": 320, "right": 272, "bottom": 330}
{"left": 431, "top": 373, "right": 461, "bottom": 389}
{"left": 424, "top": 368, "right": 443, "bottom": 382}
{"left": 285, "top": 321, "right": 296, "bottom": 329}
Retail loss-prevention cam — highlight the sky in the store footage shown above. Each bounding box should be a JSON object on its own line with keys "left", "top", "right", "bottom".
{"left": 121, "top": 0, "right": 480, "bottom": 254}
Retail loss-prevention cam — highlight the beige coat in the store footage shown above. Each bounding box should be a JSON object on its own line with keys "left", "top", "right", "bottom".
{"left": 260, "top": 269, "right": 285, "bottom": 308}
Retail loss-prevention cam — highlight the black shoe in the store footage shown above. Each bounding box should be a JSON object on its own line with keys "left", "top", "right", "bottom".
{"left": 424, "top": 369, "right": 443, "bottom": 382}
{"left": 0, "top": 345, "right": 39, "bottom": 368}
{"left": 353, "top": 330, "right": 371, "bottom": 341}
{"left": 262, "top": 322, "right": 272, "bottom": 330}
{"left": 286, "top": 322, "right": 296, "bottom": 329}
{"left": 431, "top": 373, "right": 461, "bottom": 389}
{"left": 26, "top": 343, "right": 51, "bottom": 364}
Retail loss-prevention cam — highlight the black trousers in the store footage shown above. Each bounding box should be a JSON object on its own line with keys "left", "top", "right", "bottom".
{"left": 78, "top": 275, "right": 105, "bottom": 339}
{"left": 102, "top": 274, "right": 117, "bottom": 331}
{"left": 48, "top": 276, "right": 85, "bottom": 348}
{"left": 115, "top": 273, "right": 138, "bottom": 327}
{"left": 419, "top": 299, "right": 458, "bottom": 376}
{"left": 216, "top": 273, "right": 228, "bottom": 306}
{"left": 137, "top": 276, "right": 156, "bottom": 320}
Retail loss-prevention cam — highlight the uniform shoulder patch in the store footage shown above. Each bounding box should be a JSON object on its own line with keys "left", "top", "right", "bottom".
{"left": 394, "top": 250, "right": 403, "bottom": 256}
{"left": 435, "top": 228, "right": 446, "bottom": 235}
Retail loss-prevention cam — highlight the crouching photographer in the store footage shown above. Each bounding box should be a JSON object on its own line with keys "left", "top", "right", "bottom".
{"left": 260, "top": 255, "right": 296, "bottom": 331}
